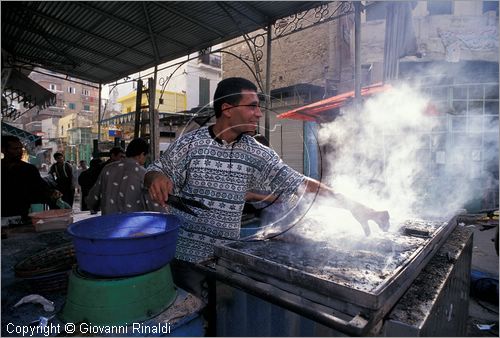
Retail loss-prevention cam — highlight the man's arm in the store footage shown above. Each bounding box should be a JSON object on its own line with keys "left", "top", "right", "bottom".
{"left": 303, "top": 177, "right": 390, "bottom": 236}
{"left": 48, "top": 164, "right": 55, "bottom": 177}
{"left": 245, "top": 191, "right": 278, "bottom": 203}
{"left": 86, "top": 173, "right": 102, "bottom": 212}
{"left": 66, "top": 163, "right": 74, "bottom": 183}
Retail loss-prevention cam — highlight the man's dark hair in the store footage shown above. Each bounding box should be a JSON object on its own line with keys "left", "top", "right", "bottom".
{"left": 126, "top": 138, "right": 150, "bottom": 157}
{"left": 109, "top": 146, "right": 125, "bottom": 156}
{"left": 1, "top": 135, "right": 21, "bottom": 148}
{"left": 53, "top": 152, "right": 63, "bottom": 160}
{"left": 213, "top": 77, "right": 258, "bottom": 118}
{"left": 89, "top": 158, "right": 103, "bottom": 168}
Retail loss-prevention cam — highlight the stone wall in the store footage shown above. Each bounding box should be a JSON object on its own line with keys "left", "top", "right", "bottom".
{"left": 222, "top": 9, "right": 354, "bottom": 94}
{"left": 361, "top": 1, "right": 498, "bottom": 82}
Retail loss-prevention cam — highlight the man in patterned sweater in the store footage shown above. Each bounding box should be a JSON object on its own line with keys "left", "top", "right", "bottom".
{"left": 145, "top": 77, "right": 390, "bottom": 299}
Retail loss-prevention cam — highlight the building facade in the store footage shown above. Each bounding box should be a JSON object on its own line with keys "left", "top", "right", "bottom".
{"left": 26, "top": 69, "right": 100, "bottom": 164}
{"left": 221, "top": 1, "right": 498, "bottom": 210}
{"left": 105, "top": 51, "right": 222, "bottom": 142}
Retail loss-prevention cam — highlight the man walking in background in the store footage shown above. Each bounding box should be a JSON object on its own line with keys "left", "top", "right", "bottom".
{"left": 87, "top": 139, "right": 151, "bottom": 215}
{"left": 49, "top": 152, "right": 74, "bottom": 207}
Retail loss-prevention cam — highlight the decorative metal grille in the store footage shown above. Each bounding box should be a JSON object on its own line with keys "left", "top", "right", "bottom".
{"left": 274, "top": 2, "right": 355, "bottom": 39}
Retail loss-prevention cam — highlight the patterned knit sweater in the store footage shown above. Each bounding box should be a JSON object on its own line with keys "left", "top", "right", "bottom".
{"left": 147, "top": 126, "right": 305, "bottom": 262}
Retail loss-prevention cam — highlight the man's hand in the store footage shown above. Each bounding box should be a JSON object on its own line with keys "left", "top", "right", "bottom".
{"left": 351, "top": 208, "right": 390, "bottom": 236}
{"left": 303, "top": 178, "right": 391, "bottom": 236}
{"left": 144, "top": 171, "right": 174, "bottom": 207}
{"left": 49, "top": 189, "right": 62, "bottom": 200}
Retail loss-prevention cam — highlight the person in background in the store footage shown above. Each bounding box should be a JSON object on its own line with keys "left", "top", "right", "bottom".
{"left": 87, "top": 139, "right": 150, "bottom": 215}
{"left": 145, "top": 77, "right": 390, "bottom": 301}
{"left": 79, "top": 160, "right": 88, "bottom": 170}
{"left": 49, "top": 152, "right": 74, "bottom": 207}
{"left": 102, "top": 146, "right": 125, "bottom": 168}
{"left": 69, "top": 160, "right": 77, "bottom": 192}
{"left": 78, "top": 158, "right": 102, "bottom": 212}
{"left": 1, "top": 135, "right": 61, "bottom": 221}
{"left": 74, "top": 160, "right": 87, "bottom": 196}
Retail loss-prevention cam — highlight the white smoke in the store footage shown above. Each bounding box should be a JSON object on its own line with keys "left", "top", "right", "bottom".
{"left": 315, "top": 82, "right": 492, "bottom": 231}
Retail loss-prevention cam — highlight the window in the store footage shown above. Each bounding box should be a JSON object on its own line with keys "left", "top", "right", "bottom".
{"left": 67, "top": 86, "right": 76, "bottom": 94}
{"left": 366, "top": 2, "right": 386, "bottom": 21}
{"left": 83, "top": 104, "right": 90, "bottom": 111}
{"left": 198, "top": 52, "right": 221, "bottom": 68}
{"left": 427, "top": 1, "right": 452, "bottom": 15}
{"left": 61, "top": 126, "right": 64, "bottom": 135}
{"left": 68, "top": 103, "right": 76, "bottom": 110}
{"left": 49, "top": 84, "right": 57, "bottom": 91}
{"left": 483, "top": 1, "right": 499, "bottom": 15}
{"left": 82, "top": 88, "right": 90, "bottom": 96}
{"left": 199, "top": 78, "right": 210, "bottom": 107}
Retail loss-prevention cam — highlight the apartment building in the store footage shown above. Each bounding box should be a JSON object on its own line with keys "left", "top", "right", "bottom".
{"left": 27, "top": 69, "right": 99, "bottom": 163}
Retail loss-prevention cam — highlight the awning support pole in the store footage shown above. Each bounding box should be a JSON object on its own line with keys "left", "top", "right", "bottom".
{"left": 150, "top": 65, "right": 159, "bottom": 161}
{"left": 97, "top": 83, "right": 102, "bottom": 143}
{"left": 354, "top": 2, "right": 362, "bottom": 103}
{"left": 264, "top": 25, "right": 272, "bottom": 141}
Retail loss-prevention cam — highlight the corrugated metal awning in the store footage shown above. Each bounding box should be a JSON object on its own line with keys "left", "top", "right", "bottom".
{"left": 1, "top": 121, "right": 42, "bottom": 147}
{"left": 1, "top": 69, "right": 56, "bottom": 119}
{"left": 2, "top": 1, "right": 326, "bottom": 84}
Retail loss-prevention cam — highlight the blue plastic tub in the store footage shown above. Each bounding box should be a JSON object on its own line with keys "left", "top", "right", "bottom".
{"left": 67, "top": 212, "right": 180, "bottom": 277}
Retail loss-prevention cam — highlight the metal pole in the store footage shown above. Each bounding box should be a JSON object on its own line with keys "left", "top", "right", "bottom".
{"left": 97, "top": 83, "right": 102, "bottom": 142}
{"left": 150, "top": 66, "right": 159, "bottom": 161}
{"left": 354, "top": 2, "right": 362, "bottom": 102}
{"left": 134, "top": 79, "right": 143, "bottom": 138}
{"left": 264, "top": 25, "right": 272, "bottom": 141}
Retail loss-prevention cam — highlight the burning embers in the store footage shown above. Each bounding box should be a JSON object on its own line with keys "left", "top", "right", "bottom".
{"left": 231, "top": 218, "right": 448, "bottom": 293}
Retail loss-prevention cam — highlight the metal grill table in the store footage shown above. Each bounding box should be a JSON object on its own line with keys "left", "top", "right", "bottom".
{"left": 214, "top": 216, "right": 462, "bottom": 335}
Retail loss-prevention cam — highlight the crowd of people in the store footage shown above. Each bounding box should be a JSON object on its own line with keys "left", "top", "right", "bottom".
{"left": 0, "top": 138, "right": 130, "bottom": 217}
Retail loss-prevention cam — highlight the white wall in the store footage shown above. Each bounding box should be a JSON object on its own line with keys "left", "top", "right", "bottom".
{"left": 41, "top": 117, "right": 59, "bottom": 139}
{"left": 111, "top": 49, "right": 222, "bottom": 112}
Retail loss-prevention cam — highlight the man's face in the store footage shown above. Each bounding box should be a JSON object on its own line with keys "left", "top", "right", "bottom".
{"left": 225, "top": 90, "right": 263, "bottom": 135}
{"left": 137, "top": 153, "right": 147, "bottom": 166}
{"left": 2, "top": 140, "right": 24, "bottom": 162}
{"left": 55, "top": 155, "right": 64, "bottom": 163}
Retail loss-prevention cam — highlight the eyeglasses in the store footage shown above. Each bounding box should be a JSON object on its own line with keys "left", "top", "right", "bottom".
{"left": 221, "top": 104, "right": 261, "bottom": 112}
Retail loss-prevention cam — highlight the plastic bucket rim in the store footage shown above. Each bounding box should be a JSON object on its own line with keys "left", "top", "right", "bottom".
{"left": 67, "top": 211, "right": 180, "bottom": 240}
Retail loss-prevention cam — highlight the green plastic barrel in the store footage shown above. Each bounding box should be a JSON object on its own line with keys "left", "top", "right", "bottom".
{"left": 60, "top": 264, "right": 176, "bottom": 326}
